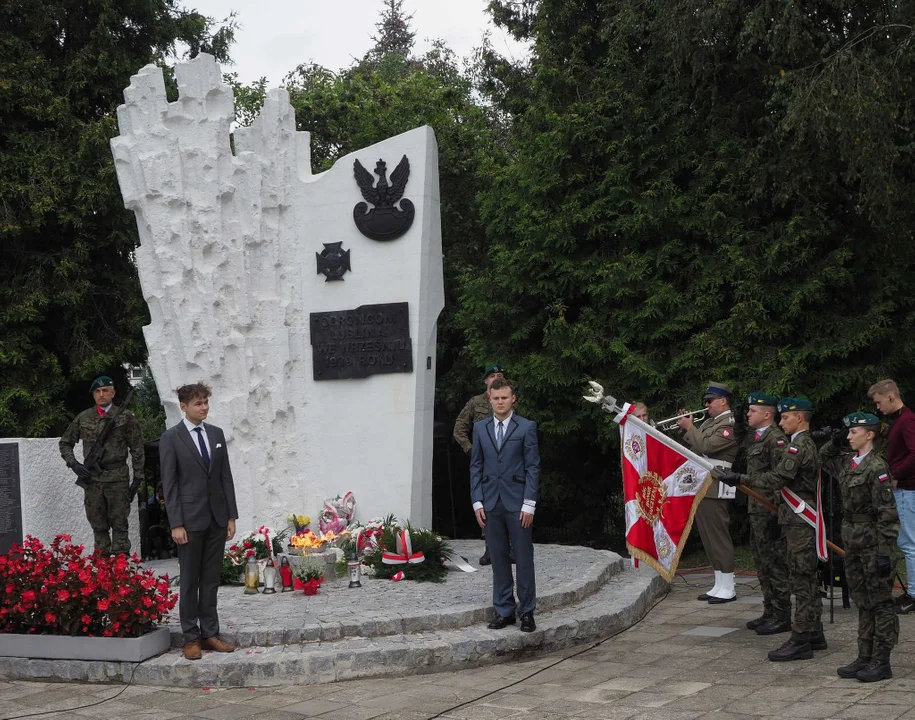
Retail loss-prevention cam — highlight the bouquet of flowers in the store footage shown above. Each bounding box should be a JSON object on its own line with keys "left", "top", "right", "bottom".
{"left": 287, "top": 513, "right": 311, "bottom": 535}
{"left": 0, "top": 535, "right": 176, "bottom": 638}
{"left": 292, "top": 556, "right": 325, "bottom": 595}
{"left": 221, "top": 525, "right": 289, "bottom": 585}
{"left": 359, "top": 515, "right": 451, "bottom": 583}
{"left": 319, "top": 492, "right": 356, "bottom": 534}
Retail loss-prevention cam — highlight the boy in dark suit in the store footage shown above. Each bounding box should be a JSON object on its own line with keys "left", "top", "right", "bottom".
{"left": 160, "top": 383, "right": 239, "bottom": 660}
{"left": 470, "top": 377, "right": 541, "bottom": 632}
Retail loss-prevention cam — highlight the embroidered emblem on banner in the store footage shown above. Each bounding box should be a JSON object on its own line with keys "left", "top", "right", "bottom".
{"left": 656, "top": 534, "right": 673, "bottom": 560}
{"left": 635, "top": 471, "right": 667, "bottom": 526}
{"left": 675, "top": 466, "right": 702, "bottom": 494}
{"left": 625, "top": 436, "right": 645, "bottom": 464}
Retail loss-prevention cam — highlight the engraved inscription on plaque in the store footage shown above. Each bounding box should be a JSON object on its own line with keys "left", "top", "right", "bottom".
{"left": 310, "top": 302, "right": 413, "bottom": 380}
{"left": 0, "top": 443, "right": 22, "bottom": 555}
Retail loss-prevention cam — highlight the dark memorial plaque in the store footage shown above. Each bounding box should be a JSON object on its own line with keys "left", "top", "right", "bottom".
{"left": 310, "top": 302, "right": 413, "bottom": 380}
{"left": 0, "top": 443, "right": 22, "bottom": 555}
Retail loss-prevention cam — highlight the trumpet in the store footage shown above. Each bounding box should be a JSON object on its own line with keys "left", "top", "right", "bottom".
{"left": 652, "top": 409, "right": 707, "bottom": 432}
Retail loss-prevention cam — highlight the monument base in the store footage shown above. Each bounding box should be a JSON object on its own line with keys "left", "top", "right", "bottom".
{"left": 0, "top": 541, "right": 668, "bottom": 686}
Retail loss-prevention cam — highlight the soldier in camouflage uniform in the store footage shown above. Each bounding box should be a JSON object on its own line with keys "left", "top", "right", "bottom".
{"left": 455, "top": 364, "right": 509, "bottom": 566}
{"left": 678, "top": 382, "right": 739, "bottom": 603}
{"left": 59, "top": 376, "right": 144, "bottom": 555}
{"left": 720, "top": 397, "right": 825, "bottom": 661}
{"left": 742, "top": 392, "right": 791, "bottom": 636}
{"left": 821, "top": 412, "right": 898, "bottom": 682}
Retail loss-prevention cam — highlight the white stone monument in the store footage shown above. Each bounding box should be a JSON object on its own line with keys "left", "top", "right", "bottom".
{"left": 109, "top": 54, "right": 443, "bottom": 532}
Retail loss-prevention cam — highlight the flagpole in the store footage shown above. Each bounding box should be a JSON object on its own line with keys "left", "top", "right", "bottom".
{"left": 583, "top": 381, "right": 846, "bottom": 559}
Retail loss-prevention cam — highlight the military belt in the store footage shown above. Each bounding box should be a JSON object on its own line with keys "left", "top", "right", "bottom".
{"left": 100, "top": 460, "right": 126, "bottom": 469}
{"left": 849, "top": 513, "right": 877, "bottom": 523}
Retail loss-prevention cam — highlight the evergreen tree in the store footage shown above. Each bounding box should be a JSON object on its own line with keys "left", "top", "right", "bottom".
{"left": 463, "top": 0, "right": 915, "bottom": 542}
{"left": 0, "top": 0, "right": 234, "bottom": 436}
{"left": 367, "top": 0, "right": 416, "bottom": 61}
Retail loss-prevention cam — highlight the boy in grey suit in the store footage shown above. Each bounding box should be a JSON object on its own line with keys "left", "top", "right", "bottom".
{"left": 160, "top": 383, "right": 239, "bottom": 660}
{"left": 470, "top": 377, "right": 541, "bottom": 631}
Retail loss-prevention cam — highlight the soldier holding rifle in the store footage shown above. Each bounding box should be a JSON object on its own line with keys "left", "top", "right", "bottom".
{"left": 59, "top": 376, "right": 144, "bottom": 556}
{"left": 718, "top": 398, "right": 825, "bottom": 662}
{"left": 742, "top": 392, "right": 791, "bottom": 636}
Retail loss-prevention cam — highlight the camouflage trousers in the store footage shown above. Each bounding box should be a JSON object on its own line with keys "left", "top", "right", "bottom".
{"left": 749, "top": 513, "right": 790, "bottom": 621}
{"left": 84, "top": 481, "right": 131, "bottom": 555}
{"left": 846, "top": 548, "right": 898, "bottom": 655}
{"left": 785, "top": 524, "right": 823, "bottom": 633}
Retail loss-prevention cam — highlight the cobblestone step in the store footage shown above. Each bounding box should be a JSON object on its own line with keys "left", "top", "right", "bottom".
{"left": 0, "top": 565, "right": 667, "bottom": 687}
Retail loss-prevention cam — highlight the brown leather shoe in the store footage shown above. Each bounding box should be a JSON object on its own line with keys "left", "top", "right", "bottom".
{"left": 183, "top": 641, "right": 202, "bottom": 660}
{"left": 201, "top": 636, "right": 237, "bottom": 653}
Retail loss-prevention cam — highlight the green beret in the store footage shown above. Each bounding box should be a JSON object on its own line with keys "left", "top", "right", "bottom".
{"left": 482, "top": 364, "right": 504, "bottom": 381}
{"left": 90, "top": 376, "right": 114, "bottom": 392}
{"left": 777, "top": 397, "right": 813, "bottom": 413}
{"left": 746, "top": 391, "right": 779, "bottom": 407}
{"left": 703, "top": 381, "right": 733, "bottom": 400}
{"left": 843, "top": 411, "right": 880, "bottom": 428}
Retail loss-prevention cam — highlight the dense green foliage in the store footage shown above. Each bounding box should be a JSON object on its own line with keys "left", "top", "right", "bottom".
{"left": 0, "top": 0, "right": 233, "bottom": 436}
{"left": 458, "top": 0, "right": 915, "bottom": 543}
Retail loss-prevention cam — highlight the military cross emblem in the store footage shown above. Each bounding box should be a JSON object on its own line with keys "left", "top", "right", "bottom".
{"left": 316, "top": 242, "right": 351, "bottom": 282}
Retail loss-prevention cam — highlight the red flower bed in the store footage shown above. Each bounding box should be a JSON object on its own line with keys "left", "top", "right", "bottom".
{"left": 0, "top": 535, "right": 176, "bottom": 638}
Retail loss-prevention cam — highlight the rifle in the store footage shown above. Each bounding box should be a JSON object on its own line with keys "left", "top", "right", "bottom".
{"left": 83, "top": 386, "right": 136, "bottom": 478}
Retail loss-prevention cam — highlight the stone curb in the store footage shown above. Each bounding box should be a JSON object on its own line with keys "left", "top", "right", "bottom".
{"left": 168, "top": 548, "right": 624, "bottom": 648}
{"left": 0, "top": 566, "right": 668, "bottom": 687}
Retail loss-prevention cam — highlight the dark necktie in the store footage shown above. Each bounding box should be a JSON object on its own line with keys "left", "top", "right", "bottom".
{"left": 497, "top": 421, "right": 504, "bottom": 449}
{"left": 194, "top": 426, "right": 210, "bottom": 470}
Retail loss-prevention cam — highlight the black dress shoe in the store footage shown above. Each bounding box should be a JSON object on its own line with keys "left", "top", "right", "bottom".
{"left": 697, "top": 592, "right": 712, "bottom": 601}
{"left": 520, "top": 612, "right": 536, "bottom": 632}
{"left": 479, "top": 550, "right": 491, "bottom": 566}
{"left": 708, "top": 594, "right": 737, "bottom": 605}
{"left": 487, "top": 614, "right": 516, "bottom": 630}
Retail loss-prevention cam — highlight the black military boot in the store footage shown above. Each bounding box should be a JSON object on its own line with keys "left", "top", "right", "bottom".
{"left": 809, "top": 630, "right": 828, "bottom": 651}
{"left": 756, "top": 617, "right": 791, "bottom": 635}
{"left": 837, "top": 656, "right": 871, "bottom": 679}
{"left": 856, "top": 650, "right": 892, "bottom": 682}
{"left": 767, "top": 632, "right": 813, "bottom": 662}
{"left": 746, "top": 614, "right": 772, "bottom": 631}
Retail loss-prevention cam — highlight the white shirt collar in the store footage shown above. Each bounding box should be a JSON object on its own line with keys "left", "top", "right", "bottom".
{"left": 853, "top": 451, "right": 870, "bottom": 464}
{"left": 755, "top": 424, "right": 771, "bottom": 436}
{"left": 494, "top": 412, "right": 513, "bottom": 430}
{"left": 183, "top": 417, "right": 204, "bottom": 431}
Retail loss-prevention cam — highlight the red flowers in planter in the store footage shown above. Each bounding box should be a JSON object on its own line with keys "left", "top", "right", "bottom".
{"left": 0, "top": 535, "right": 177, "bottom": 638}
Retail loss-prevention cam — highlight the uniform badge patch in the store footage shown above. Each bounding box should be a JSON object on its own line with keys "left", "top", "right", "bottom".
{"left": 879, "top": 473, "right": 890, "bottom": 483}
{"left": 788, "top": 446, "right": 798, "bottom": 454}
{"left": 776, "top": 440, "right": 786, "bottom": 447}
{"left": 721, "top": 429, "right": 731, "bottom": 438}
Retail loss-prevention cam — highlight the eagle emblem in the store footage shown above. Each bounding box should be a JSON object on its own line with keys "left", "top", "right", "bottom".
{"left": 316, "top": 242, "right": 351, "bottom": 282}
{"left": 352, "top": 155, "right": 415, "bottom": 241}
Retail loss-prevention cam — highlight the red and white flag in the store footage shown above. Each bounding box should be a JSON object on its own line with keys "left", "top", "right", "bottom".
{"left": 619, "top": 410, "right": 713, "bottom": 581}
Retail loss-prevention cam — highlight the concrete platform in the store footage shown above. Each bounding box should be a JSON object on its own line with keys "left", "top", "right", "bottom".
{"left": 0, "top": 542, "right": 668, "bottom": 687}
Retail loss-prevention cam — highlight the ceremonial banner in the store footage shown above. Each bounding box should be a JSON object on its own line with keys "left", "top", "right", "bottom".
{"left": 621, "top": 414, "right": 713, "bottom": 581}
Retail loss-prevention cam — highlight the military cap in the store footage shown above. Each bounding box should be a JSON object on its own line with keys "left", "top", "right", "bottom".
{"left": 482, "top": 364, "right": 505, "bottom": 381}
{"left": 90, "top": 376, "right": 114, "bottom": 392}
{"left": 777, "top": 397, "right": 813, "bottom": 413}
{"left": 843, "top": 411, "right": 880, "bottom": 428}
{"left": 703, "top": 381, "right": 733, "bottom": 400}
{"left": 746, "top": 391, "right": 779, "bottom": 407}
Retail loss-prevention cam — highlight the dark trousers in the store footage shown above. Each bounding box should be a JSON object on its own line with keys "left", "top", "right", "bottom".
{"left": 487, "top": 498, "right": 536, "bottom": 617}
{"left": 177, "top": 513, "right": 226, "bottom": 644}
